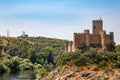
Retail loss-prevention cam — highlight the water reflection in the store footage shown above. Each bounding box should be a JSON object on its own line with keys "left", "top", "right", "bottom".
{"left": 0, "top": 70, "right": 36, "bottom": 80}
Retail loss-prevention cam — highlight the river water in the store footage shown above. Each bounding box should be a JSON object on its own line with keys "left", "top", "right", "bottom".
{"left": 0, "top": 70, "right": 36, "bottom": 80}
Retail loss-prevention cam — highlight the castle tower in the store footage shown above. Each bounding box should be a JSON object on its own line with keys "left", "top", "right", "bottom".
{"left": 110, "top": 32, "right": 114, "bottom": 44}
{"left": 84, "top": 30, "right": 90, "bottom": 47}
{"left": 100, "top": 30, "right": 106, "bottom": 50}
{"left": 73, "top": 33, "right": 78, "bottom": 50}
{"left": 68, "top": 41, "right": 73, "bottom": 52}
{"left": 93, "top": 19, "right": 103, "bottom": 35}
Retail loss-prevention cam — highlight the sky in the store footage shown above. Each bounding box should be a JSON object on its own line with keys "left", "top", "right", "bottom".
{"left": 0, "top": 0, "right": 120, "bottom": 44}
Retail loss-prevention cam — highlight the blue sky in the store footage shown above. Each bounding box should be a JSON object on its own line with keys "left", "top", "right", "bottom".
{"left": 0, "top": 0, "right": 120, "bottom": 44}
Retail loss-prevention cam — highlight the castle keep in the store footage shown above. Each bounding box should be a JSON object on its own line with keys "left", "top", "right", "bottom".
{"left": 65, "top": 19, "right": 114, "bottom": 52}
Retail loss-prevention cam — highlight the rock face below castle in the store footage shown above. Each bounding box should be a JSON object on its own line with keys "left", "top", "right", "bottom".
{"left": 65, "top": 19, "right": 115, "bottom": 52}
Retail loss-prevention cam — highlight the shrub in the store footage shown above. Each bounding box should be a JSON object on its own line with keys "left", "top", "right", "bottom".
{"left": 34, "top": 63, "right": 43, "bottom": 69}
{"left": 19, "top": 59, "right": 33, "bottom": 70}
{"left": 98, "top": 61, "right": 108, "bottom": 69}
{"left": 10, "top": 57, "right": 21, "bottom": 72}
{"left": 115, "top": 45, "right": 120, "bottom": 52}
{"left": 3, "top": 59, "right": 13, "bottom": 68}
{"left": 73, "top": 55, "right": 88, "bottom": 66}
{"left": 2, "top": 56, "right": 21, "bottom": 73}
{"left": 37, "top": 68, "right": 47, "bottom": 77}
{"left": 0, "top": 63, "right": 10, "bottom": 73}
{"left": 115, "top": 61, "right": 120, "bottom": 68}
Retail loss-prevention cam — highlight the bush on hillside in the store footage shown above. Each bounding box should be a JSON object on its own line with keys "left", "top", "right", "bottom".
{"left": 0, "top": 63, "right": 10, "bottom": 73}
{"left": 19, "top": 59, "right": 33, "bottom": 70}
{"left": 37, "top": 68, "right": 47, "bottom": 77}
{"left": 57, "top": 48, "right": 120, "bottom": 69}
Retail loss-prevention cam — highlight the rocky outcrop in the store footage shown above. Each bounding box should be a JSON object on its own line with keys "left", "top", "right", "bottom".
{"left": 116, "top": 73, "right": 120, "bottom": 79}
{"left": 39, "top": 65, "right": 120, "bottom": 80}
{"left": 56, "top": 72, "right": 75, "bottom": 80}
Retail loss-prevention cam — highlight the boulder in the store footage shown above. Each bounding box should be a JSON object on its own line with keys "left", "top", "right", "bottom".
{"left": 57, "top": 72, "right": 75, "bottom": 80}
{"left": 116, "top": 73, "right": 120, "bottom": 79}
{"left": 81, "top": 72, "right": 91, "bottom": 77}
{"left": 49, "top": 70, "right": 58, "bottom": 79}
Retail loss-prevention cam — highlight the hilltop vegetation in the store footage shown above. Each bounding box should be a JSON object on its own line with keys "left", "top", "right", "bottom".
{"left": 0, "top": 36, "right": 65, "bottom": 74}
{"left": 57, "top": 48, "right": 120, "bottom": 69}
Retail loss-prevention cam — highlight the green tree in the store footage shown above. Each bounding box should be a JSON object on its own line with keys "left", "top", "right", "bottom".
{"left": 115, "top": 45, "right": 120, "bottom": 52}
{"left": 28, "top": 48, "right": 37, "bottom": 64}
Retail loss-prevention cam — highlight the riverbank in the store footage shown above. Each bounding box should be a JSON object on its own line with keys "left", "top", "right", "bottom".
{"left": 0, "top": 70, "right": 36, "bottom": 80}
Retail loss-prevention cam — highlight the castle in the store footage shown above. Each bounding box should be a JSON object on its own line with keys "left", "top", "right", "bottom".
{"left": 65, "top": 19, "right": 115, "bottom": 52}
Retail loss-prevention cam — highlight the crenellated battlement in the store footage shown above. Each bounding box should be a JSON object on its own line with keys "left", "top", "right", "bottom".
{"left": 65, "top": 19, "right": 115, "bottom": 52}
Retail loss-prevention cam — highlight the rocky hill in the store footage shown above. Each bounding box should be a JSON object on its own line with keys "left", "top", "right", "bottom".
{"left": 36, "top": 48, "right": 120, "bottom": 80}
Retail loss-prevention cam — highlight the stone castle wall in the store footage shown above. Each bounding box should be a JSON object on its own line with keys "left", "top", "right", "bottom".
{"left": 65, "top": 19, "right": 115, "bottom": 52}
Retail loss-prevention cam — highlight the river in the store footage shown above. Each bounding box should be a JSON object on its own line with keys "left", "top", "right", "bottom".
{"left": 0, "top": 70, "right": 36, "bottom": 80}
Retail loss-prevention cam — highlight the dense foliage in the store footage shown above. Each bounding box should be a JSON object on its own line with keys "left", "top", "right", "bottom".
{"left": 1, "top": 36, "right": 120, "bottom": 78}
{"left": 57, "top": 48, "right": 120, "bottom": 70}
{"left": 0, "top": 55, "right": 33, "bottom": 73}
{"left": 0, "top": 36, "right": 65, "bottom": 76}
